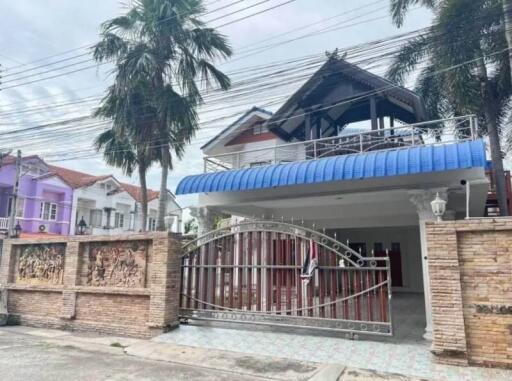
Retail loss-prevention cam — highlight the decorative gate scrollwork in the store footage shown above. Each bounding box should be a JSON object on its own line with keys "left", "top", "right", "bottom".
{"left": 179, "top": 220, "right": 392, "bottom": 336}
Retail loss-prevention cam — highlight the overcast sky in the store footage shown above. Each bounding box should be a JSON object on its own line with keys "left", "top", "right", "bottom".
{"left": 0, "top": 0, "right": 433, "bottom": 217}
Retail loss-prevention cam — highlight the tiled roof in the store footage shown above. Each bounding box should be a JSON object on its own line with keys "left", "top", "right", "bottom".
{"left": 47, "top": 165, "right": 112, "bottom": 189}
{"left": 120, "top": 182, "right": 160, "bottom": 202}
{"left": 47, "top": 165, "right": 160, "bottom": 202}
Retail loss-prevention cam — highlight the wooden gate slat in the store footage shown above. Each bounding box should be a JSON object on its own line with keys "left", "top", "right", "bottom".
{"left": 237, "top": 233, "right": 244, "bottom": 309}
{"left": 228, "top": 236, "right": 234, "bottom": 308}
{"left": 295, "top": 237, "right": 302, "bottom": 317}
{"left": 201, "top": 243, "right": 209, "bottom": 309}
{"left": 285, "top": 235, "right": 292, "bottom": 315}
{"left": 256, "top": 231, "right": 262, "bottom": 311}
{"left": 247, "top": 232, "right": 253, "bottom": 311}
{"left": 266, "top": 231, "right": 271, "bottom": 312}
{"left": 219, "top": 237, "right": 225, "bottom": 308}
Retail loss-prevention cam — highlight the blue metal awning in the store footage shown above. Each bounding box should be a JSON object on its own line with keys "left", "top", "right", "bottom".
{"left": 176, "top": 139, "right": 487, "bottom": 195}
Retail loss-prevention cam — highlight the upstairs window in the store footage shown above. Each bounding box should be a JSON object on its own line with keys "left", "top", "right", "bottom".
{"left": 253, "top": 124, "right": 269, "bottom": 135}
{"left": 40, "top": 202, "right": 57, "bottom": 221}
{"left": 7, "top": 197, "right": 25, "bottom": 218}
{"left": 114, "top": 212, "right": 124, "bottom": 228}
{"left": 89, "top": 209, "right": 103, "bottom": 227}
{"left": 148, "top": 217, "right": 156, "bottom": 231}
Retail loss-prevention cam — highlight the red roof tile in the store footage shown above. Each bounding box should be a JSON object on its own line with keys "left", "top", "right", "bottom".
{"left": 47, "top": 164, "right": 160, "bottom": 203}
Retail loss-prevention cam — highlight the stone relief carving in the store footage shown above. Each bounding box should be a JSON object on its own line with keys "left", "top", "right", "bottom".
{"left": 85, "top": 241, "right": 147, "bottom": 288}
{"left": 16, "top": 244, "right": 65, "bottom": 285}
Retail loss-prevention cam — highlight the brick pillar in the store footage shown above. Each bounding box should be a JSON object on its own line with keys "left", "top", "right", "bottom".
{"left": 61, "top": 240, "right": 79, "bottom": 319}
{"left": 0, "top": 240, "right": 13, "bottom": 285}
{"left": 147, "top": 233, "right": 182, "bottom": 335}
{"left": 425, "top": 222, "right": 468, "bottom": 365}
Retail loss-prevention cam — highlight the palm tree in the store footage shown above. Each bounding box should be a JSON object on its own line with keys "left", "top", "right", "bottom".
{"left": 94, "top": 128, "right": 155, "bottom": 231}
{"left": 93, "top": 0, "right": 232, "bottom": 231}
{"left": 387, "top": 0, "right": 511, "bottom": 215}
{"left": 93, "top": 81, "right": 161, "bottom": 231}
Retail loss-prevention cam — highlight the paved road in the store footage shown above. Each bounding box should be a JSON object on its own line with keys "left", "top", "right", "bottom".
{"left": 0, "top": 330, "right": 269, "bottom": 381}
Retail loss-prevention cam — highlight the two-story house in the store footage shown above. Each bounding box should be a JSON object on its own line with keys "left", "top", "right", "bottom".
{"left": 0, "top": 155, "right": 182, "bottom": 236}
{"left": 48, "top": 165, "right": 182, "bottom": 235}
{"left": 175, "top": 57, "right": 493, "bottom": 341}
{"left": 0, "top": 155, "right": 73, "bottom": 235}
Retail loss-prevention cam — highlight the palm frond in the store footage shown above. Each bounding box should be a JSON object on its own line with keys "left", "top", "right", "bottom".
{"left": 390, "top": 0, "right": 438, "bottom": 27}
{"left": 386, "top": 35, "right": 430, "bottom": 84}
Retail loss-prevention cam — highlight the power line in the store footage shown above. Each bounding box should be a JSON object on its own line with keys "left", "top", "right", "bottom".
{"left": 9, "top": 45, "right": 509, "bottom": 165}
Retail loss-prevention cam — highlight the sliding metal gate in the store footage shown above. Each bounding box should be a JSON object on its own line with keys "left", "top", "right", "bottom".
{"left": 179, "top": 220, "right": 392, "bottom": 336}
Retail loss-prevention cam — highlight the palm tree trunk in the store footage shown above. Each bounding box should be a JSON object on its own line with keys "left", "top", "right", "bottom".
{"left": 502, "top": 0, "right": 512, "bottom": 82}
{"left": 477, "top": 57, "right": 510, "bottom": 216}
{"left": 156, "top": 144, "right": 169, "bottom": 231}
{"left": 138, "top": 163, "right": 149, "bottom": 231}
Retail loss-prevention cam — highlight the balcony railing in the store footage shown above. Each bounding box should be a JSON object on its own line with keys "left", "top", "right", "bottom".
{"left": 0, "top": 217, "right": 9, "bottom": 230}
{"left": 204, "top": 115, "right": 478, "bottom": 173}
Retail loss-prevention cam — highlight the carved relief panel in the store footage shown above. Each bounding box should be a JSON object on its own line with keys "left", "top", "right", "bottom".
{"left": 81, "top": 241, "right": 148, "bottom": 288}
{"left": 15, "top": 244, "right": 65, "bottom": 285}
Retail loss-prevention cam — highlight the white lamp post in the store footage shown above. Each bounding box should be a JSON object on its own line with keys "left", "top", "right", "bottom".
{"left": 431, "top": 192, "right": 447, "bottom": 222}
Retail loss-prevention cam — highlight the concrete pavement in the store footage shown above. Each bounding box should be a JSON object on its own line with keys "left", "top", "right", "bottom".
{"left": 0, "top": 326, "right": 428, "bottom": 380}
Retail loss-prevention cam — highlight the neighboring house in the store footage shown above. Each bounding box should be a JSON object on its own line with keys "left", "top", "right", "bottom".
{"left": 0, "top": 155, "right": 182, "bottom": 236}
{"left": 0, "top": 155, "right": 73, "bottom": 235}
{"left": 48, "top": 165, "right": 182, "bottom": 235}
{"left": 176, "top": 57, "right": 495, "bottom": 341}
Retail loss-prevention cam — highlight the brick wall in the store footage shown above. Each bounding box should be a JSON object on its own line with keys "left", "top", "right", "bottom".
{"left": 0, "top": 232, "right": 182, "bottom": 338}
{"left": 426, "top": 218, "right": 512, "bottom": 368}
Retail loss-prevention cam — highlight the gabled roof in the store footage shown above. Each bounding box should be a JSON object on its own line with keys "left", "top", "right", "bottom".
{"left": 47, "top": 165, "right": 114, "bottom": 189}
{"left": 120, "top": 182, "right": 160, "bottom": 203}
{"left": 266, "top": 57, "right": 427, "bottom": 140}
{"left": 47, "top": 165, "right": 164, "bottom": 203}
{"left": 201, "top": 106, "right": 273, "bottom": 151}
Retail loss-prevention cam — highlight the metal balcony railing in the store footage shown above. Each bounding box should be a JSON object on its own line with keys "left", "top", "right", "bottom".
{"left": 0, "top": 217, "right": 9, "bottom": 230}
{"left": 203, "top": 115, "right": 479, "bottom": 173}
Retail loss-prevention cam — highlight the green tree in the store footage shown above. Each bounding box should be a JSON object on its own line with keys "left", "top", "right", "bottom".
{"left": 387, "top": 0, "right": 511, "bottom": 215}
{"left": 93, "top": 0, "right": 232, "bottom": 231}
{"left": 184, "top": 218, "right": 198, "bottom": 235}
{"left": 93, "top": 82, "right": 161, "bottom": 231}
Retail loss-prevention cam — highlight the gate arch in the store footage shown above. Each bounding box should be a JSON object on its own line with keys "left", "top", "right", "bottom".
{"left": 179, "top": 219, "right": 392, "bottom": 336}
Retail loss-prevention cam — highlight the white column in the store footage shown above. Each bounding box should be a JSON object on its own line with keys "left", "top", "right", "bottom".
{"left": 190, "top": 207, "right": 219, "bottom": 236}
{"left": 409, "top": 188, "right": 448, "bottom": 341}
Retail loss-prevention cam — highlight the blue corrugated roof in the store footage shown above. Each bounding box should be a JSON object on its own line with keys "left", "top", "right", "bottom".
{"left": 176, "top": 139, "right": 486, "bottom": 195}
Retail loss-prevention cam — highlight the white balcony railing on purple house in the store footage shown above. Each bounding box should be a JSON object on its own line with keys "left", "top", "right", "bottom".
{"left": 0, "top": 217, "right": 9, "bottom": 231}
{"left": 203, "top": 115, "right": 479, "bottom": 173}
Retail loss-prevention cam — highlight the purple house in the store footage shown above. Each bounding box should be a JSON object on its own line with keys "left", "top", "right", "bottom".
{"left": 0, "top": 155, "right": 73, "bottom": 235}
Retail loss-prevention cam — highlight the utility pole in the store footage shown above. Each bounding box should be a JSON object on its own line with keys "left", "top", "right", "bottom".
{"left": 8, "top": 150, "right": 21, "bottom": 237}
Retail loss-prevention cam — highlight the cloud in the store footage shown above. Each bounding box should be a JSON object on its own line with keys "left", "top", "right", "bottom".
{"left": 0, "top": 0, "right": 437, "bottom": 213}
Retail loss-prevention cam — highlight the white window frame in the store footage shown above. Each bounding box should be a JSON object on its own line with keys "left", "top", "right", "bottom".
{"left": 148, "top": 217, "right": 156, "bottom": 231}
{"left": 7, "top": 196, "right": 25, "bottom": 218}
{"left": 114, "top": 212, "right": 124, "bottom": 228}
{"left": 40, "top": 202, "right": 57, "bottom": 221}
{"left": 253, "top": 124, "right": 269, "bottom": 135}
{"left": 89, "top": 209, "right": 103, "bottom": 228}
